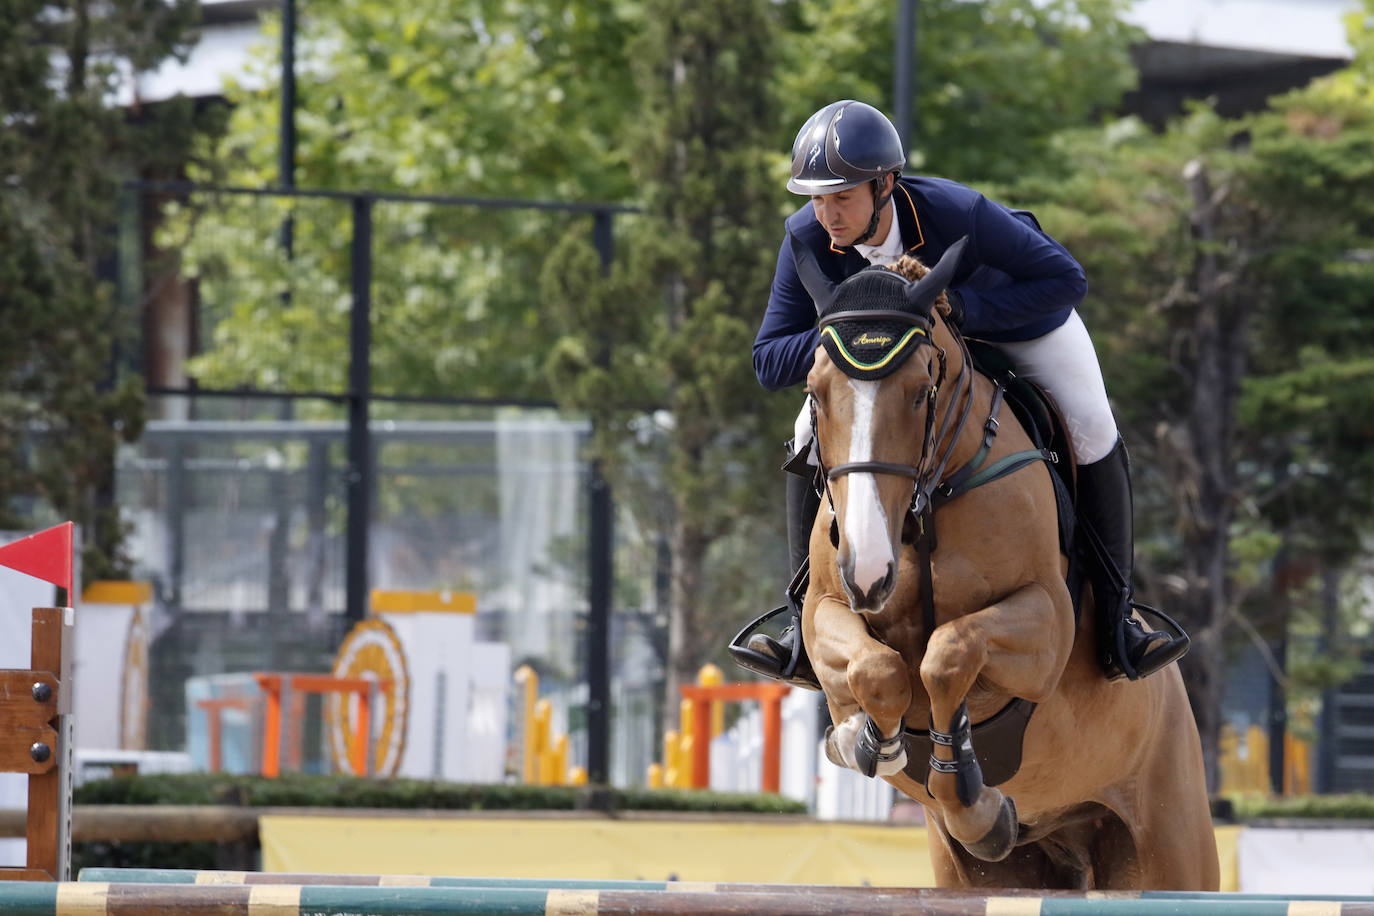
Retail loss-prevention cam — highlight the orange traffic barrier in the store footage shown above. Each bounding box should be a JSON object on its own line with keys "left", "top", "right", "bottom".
{"left": 253, "top": 673, "right": 391, "bottom": 778}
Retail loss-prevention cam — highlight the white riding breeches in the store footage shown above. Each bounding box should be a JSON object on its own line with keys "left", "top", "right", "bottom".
{"left": 991, "top": 310, "right": 1118, "bottom": 464}
{"left": 790, "top": 309, "right": 1119, "bottom": 469}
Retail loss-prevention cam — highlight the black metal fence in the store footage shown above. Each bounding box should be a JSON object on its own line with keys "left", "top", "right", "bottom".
{"left": 120, "top": 181, "right": 644, "bottom": 782}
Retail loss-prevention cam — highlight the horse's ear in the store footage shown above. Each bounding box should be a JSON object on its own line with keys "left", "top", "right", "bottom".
{"left": 906, "top": 236, "right": 968, "bottom": 313}
{"left": 789, "top": 232, "right": 838, "bottom": 315}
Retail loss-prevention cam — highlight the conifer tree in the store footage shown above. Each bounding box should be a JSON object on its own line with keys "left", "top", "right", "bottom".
{"left": 0, "top": 0, "right": 201, "bottom": 578}
{"left": 543, "top": 0, "right": 787, "bottom": 702}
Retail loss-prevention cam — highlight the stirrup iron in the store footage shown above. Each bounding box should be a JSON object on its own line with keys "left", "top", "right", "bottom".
{"left": 727, "top": 560, "right": 820, "bottom": 691}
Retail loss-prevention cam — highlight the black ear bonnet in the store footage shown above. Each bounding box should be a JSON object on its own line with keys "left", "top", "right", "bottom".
{"left": 817, "top": 269, "right": 931, "bottom": 380}
{"left": 792, "top": 236, "right": 969, "bottom": 381}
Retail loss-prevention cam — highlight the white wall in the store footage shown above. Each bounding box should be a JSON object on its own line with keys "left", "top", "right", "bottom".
{"left": 1124, "top": 0, "right": 1356, "bottom": 58}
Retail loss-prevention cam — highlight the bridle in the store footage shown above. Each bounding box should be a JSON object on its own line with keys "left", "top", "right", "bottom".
{"left": 812, "top": 307, "right": 977, "bottom": 545}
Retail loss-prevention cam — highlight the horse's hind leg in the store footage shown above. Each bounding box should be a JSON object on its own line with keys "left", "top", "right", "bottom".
{"left": 1101, "top": 669, "right": 1219, "bottom": 890}
{"left": 924, "top": 814, "right": 1077, "bottom": 888}
{"left": 921, "top": 580, "right": 1074, "bottom": 857}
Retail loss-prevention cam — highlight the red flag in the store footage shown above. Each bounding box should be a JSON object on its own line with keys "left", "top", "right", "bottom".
{"left": 0, "top": 522, "right": 74, "bottom": 596}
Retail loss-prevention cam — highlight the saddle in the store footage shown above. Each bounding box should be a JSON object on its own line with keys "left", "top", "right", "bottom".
{"left": 964, "top": 341, "right": 1080, "bottom": 585}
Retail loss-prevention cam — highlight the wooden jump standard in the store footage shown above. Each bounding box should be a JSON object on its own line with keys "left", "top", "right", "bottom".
{"left": 0, "top": 607, "right": 74, "bottom": 882}
{"left": 0, "top": 523, "right": 79, "bottom": 882}
{"left": 2, "top": 880, "right": 1372, "bottom": 915}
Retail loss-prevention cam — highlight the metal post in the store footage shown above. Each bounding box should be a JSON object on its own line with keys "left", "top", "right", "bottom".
{"left": 1317, "top": 567, "right": 1340, "bottom": 792}
{"left": 893, "top": 0, "right": 917, "bottom": 152}
{"left": 345, "top": 196, "right": 373, "bottom": 624}
{"left": 277, "top": 679, "right": 293, "bottom": 776}
{"left": 167, "top": 439, "right": 186, "bottom": 612}
{"left": 364, "top": 681, "right": 379, "bottom": 777}
{"left": 1269, "top": 548, "right": 1291, "bottom": 796}
{"left": 1268, "top": 631, "right": 1287, "bottom": 795}
{"left": 585, "top": 210, "right": 615, "bottom": 785}
{"left": 432, "top": 670, "right": 447, "bottom": 779}
{"left": 279, "top": 0, "right": 296, "bottom": 266}
{"left": 280, "top": 0, "right": 296, "bottom": 194}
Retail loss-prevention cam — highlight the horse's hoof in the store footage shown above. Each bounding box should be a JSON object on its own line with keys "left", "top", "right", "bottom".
{"left": 827, "top": 713, "right": 867, "bottom": 771}
{"left": 823, "top": 726, "right": 847, "bottom": 768}
{"left": 963, "top": 796, "right": 1019, "bottom": 863}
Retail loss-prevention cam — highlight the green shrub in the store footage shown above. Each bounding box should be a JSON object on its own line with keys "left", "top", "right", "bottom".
{"left": 73, "top": 773, "right": 807, "bottom": 814}
{"left": 1226, "top": 793, "right": 1374, "bottom": 821}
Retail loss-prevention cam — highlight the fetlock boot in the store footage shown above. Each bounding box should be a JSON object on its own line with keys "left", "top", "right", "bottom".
{"left": 1077, "top": 438, "right": 1190, "bottom": 681}
{"left": 728, "top": 471, "right": 822, "bottom": 690}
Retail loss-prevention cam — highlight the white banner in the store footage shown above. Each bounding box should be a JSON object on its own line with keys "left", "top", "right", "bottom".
{"left": 1238, "top": 828, "right": 1374, "bottom": 894}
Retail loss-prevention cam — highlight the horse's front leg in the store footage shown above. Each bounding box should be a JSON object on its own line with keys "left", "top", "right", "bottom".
{"left": 805, "top": 593, "right": 912, "bottom": 777}
{"left": 921, "top": 579, "right": 1073, "bottom": 861}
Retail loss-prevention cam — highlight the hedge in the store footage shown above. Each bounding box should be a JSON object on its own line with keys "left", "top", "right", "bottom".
{"left": 70, "top": 773, "right": 807, "bottom": 872}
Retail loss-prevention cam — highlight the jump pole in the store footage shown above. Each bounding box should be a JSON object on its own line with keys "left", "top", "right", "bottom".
{"left": 0, "top": 523, "right": 78, "bottom": 882}
{"left": 70, "top": 872, "right": 1374, "bottom": 906}
{"left": 9, "top": 882, "right": 1374, "bottom": 915}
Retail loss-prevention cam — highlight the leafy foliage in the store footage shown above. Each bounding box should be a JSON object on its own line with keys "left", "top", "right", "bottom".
{"left": 541, "top": 0, "right": 789, "bottom": 695}
{"left": 776, "top": 0, "right": 1142, "bottom": 182}
{"left": 0, "top": 0, "right": 203, "bottom": 578}
{"left": 993, "top": 10, "right": 1374, "bottom": 780}
{"left": 173, "top": 1, "right": 641, "bottom": 401}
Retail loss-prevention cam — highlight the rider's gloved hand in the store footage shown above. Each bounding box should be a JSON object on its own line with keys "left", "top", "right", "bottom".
{"left": 944, "top": 289, "right": 966, "bottom": 328}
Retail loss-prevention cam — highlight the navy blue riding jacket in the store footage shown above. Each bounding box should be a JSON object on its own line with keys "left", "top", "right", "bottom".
{"left": 753, "top": 176, "right": 1088, "bottom": 391}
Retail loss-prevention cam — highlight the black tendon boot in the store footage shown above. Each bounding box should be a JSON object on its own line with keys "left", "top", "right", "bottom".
{"left": 727, "top": 471, "right": 822, "bottom": 690}
{"left": 1077, "top": 438, "right": 1190, "bottom": 681}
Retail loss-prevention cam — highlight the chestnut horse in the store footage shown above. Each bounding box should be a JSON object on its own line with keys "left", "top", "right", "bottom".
{"left": 797, "top": 238, "right": 1217, "bottom": 889}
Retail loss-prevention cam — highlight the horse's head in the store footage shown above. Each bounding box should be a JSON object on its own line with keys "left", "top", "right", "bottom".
{"left": 798, "top": 237, "right": 968, "bottom": 615}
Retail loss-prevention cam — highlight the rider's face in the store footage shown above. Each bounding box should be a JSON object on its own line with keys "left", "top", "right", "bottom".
{"left": 810, "top": 176, "right": 892, "bottom": 247}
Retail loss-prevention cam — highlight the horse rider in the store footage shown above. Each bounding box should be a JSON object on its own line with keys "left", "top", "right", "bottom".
{"left": 738, "top": 99, "right": 1188, "bottom": 686}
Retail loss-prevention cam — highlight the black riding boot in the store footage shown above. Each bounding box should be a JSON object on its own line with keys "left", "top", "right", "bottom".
{"left": 1077, "top": 437, "right": 1190, "bottom": 681}
{"left": 728, "top": 471, "right": 822, "bottom": 690}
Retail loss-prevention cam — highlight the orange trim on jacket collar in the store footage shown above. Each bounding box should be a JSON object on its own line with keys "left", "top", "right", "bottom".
{"left": 826, "top": 183, "right": 925, "bottom": 254}
{"left": 896, "top": 183, "right": 925, "bottom": 252}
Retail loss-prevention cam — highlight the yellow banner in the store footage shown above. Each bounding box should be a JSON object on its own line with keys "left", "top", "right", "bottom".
{"left": 261, "top": 814, "right": 933, "bottom": 886}
{"left": 260, "top": 814, "right": 1240, "bottom": 891}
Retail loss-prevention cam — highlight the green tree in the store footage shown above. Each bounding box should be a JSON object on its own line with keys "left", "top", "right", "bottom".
{"left": 181, "top": 0, "right": 1146, "bottom": 403}
{"left": 1002, "top": 9, "right": 1374, "bottom": 784}
{"left": 542, "top": 0, "right": 786, "bottom": 702}
{"left": 174, "top": 0, "right": 639, "bottom": 400}
{"left": 777, "top": 0, "right": 1142, "bottom": 182}
{"left": 0, "top": 0, "right": 201, "bottom": 580}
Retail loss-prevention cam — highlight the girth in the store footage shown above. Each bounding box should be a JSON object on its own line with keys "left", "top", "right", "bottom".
{"left": 902, "top": 697, "right": 1036, "bottom": 788}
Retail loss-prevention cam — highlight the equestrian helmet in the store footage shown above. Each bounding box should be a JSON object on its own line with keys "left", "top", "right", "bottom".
{"left": 787, "top": 100, "right": 906, "bottom": 196}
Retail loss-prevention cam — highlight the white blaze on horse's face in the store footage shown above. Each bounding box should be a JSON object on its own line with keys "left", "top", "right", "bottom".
{"left": 841, "top": 378, "right": 898, "bottom": 613}
{"left": 811, "top": 346, "right": 924, "bottom": 616}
